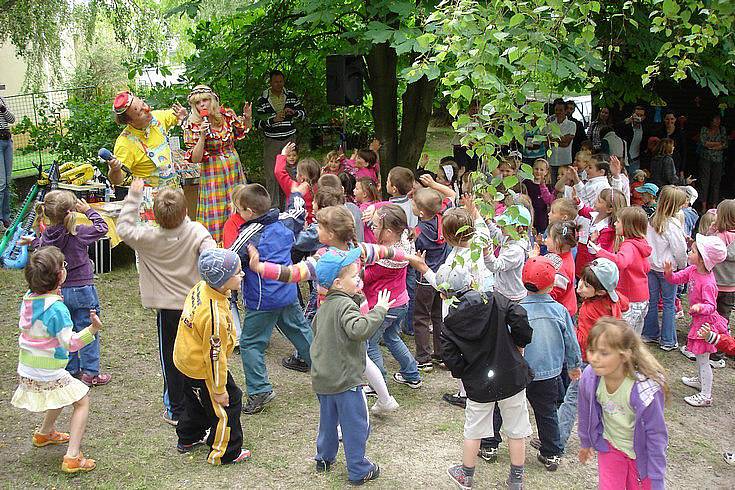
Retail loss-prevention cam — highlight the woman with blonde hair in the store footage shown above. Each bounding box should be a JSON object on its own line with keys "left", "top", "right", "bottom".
{"left": 183, "top": 85, "right": 252, "bottom": 243}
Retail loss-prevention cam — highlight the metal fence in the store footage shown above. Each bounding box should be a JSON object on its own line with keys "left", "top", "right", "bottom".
{"left": 4, "top": 86, "right": 97, "bottom": 176}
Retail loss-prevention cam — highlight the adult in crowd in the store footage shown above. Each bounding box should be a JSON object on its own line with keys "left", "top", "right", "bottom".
{"left": 587, "top": 107, "right": 610, "bottom": 152}
{"left": 544, "top": 100, "right": 576, "bottom": 184}
{"left": 109, "top": 92, "right": 187, "bottom": 189}
{"left": 698, "top": 113, "right": 729, "bottom": 211}
{"left": 599, "top": 126, "right": 626, "bottom": 164}
{"left": 566, "top": 100, "right": 586, "bottom": 156}
{"left": 655, "top": 110, "right": 687, "bottom": 177}
{"left": 0, "top": 96, "right": 15, "bottom": 231}
{"left": 255, "top": 70, "right": 306, "bottom": 209}
{"left": 452, "top": 99, "right": 481, "bottom": 172}
{"left": 183, "top": 85, "right": 252, "bottom": 243}
{"left": 617, "top": 104, "right": 652, "bottom": 174}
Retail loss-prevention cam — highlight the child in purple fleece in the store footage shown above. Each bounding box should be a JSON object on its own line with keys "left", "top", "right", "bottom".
{"left": 578, "top": 318, "right": 668, "bottom": 490}
{"left": 25, "top": 190, "right": 110, "bottom": 386}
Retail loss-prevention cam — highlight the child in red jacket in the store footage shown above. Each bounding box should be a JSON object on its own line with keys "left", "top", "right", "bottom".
{"left": 275, "top": 142, "right": 319, "bottom": 222}
{"left": 588, "top": 206, "right": 652, "bottom": 335}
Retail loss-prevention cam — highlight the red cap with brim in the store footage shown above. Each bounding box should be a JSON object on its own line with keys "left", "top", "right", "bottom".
{"left": 113, "top": 92, "right": 133, "bottom": 115}
{"left": 522, "top": 256, "right": 557, "bottom": 292}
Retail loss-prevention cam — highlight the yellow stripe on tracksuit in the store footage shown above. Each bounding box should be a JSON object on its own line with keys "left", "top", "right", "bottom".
{"left": 206, "top": 301, "right": 229, "bottom": 465}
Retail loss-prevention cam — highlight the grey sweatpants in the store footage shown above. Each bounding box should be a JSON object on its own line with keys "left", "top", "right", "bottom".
{"left": 263, "top": 135, "right": 294, "bottom": 210}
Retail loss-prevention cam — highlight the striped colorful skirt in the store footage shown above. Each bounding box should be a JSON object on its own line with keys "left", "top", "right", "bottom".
{"left": 197, "top": 151, "right": 245, "bottom": 243}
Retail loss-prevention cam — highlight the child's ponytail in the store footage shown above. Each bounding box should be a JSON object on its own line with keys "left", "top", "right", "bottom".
{"left": 41, "top": 190, "right": 78, "bottom": 236}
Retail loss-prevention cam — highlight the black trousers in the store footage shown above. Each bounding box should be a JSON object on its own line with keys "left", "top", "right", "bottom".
{"left": 177, "top": 372, "right": 243, "bottom": 465}
{"left": 157, "top": 309, "right": 186, "bottom": 419}
{"left": 482, "top": 377, "right": 563, "bottom": 457}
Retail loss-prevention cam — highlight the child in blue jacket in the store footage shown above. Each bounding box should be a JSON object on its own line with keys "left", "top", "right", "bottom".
{"left": 229, "top": 182, "right": 313, "bottom": 415}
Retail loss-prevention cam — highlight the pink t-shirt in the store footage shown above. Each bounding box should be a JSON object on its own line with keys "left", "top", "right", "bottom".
{"left": 363, "top": 262, "right": 409, "bottom": 308}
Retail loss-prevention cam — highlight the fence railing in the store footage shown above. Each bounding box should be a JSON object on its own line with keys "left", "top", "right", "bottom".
{"left": 5, "top": 86, "right": 98, "bottom": 177}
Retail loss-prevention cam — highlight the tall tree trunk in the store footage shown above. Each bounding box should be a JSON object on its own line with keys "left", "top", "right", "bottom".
{"left": 364, "top": 43, "right": 398, "bottom": 190}
{"left": 398, "top": 75, "right": 438, "bottom": 169}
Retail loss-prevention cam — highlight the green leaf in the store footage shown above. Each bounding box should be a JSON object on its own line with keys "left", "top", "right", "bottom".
{"left": 416, "top": 33, "right": 436, "bottom": 49}
{"left": 459, "top": 85, "right": 473, "bottom": 102}
{"left": 662, "top": 0, "right": 679, "bottom": 17}
{"left": 503, "top": 175, "right": 519, "bottom": 188}
{"left": 509, "top": 13, "right": 525, "bottom": 27}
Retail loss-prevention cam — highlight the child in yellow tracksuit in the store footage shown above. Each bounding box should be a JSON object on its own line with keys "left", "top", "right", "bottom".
{"left": 173, "top": 248, "right": 251, "bottom": 465}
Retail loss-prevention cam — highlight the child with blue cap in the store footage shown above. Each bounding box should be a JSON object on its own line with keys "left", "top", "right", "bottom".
{"left": 173, "top": 248, "right": 251, "bottom": 465}
{"left": 311, "top": 248, "right": 395, "bottom": 485}
{"left": 635, "top": 182, "right": 659, "bottom": 217}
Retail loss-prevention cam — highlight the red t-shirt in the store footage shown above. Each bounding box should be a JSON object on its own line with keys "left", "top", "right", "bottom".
{"left": 551, "top": 251, "right": 578, "bottom": 316}
{"left": 223, "top": 213, "right": 246, "bottom": 248}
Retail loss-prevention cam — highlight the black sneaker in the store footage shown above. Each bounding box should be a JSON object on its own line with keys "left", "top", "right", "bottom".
{"left": 478, "top": 446, "right": 497, "bottom": 463}
{"left": 316, "top": 460, "right": 333, "bottom": 473}
{"left": 282, "top": 354, "right": 309, "bottom": 373}
{"left": 177, "top": 434, "right": 207, "bottom": 453}
{"left": 349, "top": 462, "right": 380, "bottom": 485}
{"left": 243, "top": 391, "right": 276, "bottom": 415}
{"left": 417, "top": 362, "right": 434, "bottom": 373}
{"left": 442, "top": 392, "right": 467, "bottom": 408}
{"left": 537, "top": 453, "right": 561, "bottom": 471}
{"left": 363, "top": 385, "right": 378, "bottom": 397}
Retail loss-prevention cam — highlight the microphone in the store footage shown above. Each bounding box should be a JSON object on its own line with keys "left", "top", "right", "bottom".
{"left": 199, "top": 109, "right": 212, "bottom": 137}
{"left": 98, "top": 148, "right": 114, "bottom": 161}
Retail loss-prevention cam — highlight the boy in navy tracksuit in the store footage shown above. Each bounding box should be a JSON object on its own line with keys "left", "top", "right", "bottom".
{"left": 229, "top": 183, "right": 313, "bottom": 415}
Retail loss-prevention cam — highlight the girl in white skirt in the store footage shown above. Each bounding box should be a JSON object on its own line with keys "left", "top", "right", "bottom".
{"left": 11, "top": 246, "right": 102, "bottom": 473}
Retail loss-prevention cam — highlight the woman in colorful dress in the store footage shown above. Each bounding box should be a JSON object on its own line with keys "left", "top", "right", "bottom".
{"left": 183, "top": 85, "right": 252, "bottom": 243}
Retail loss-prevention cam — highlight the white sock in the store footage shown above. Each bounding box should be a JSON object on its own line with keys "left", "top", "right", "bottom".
{"left": 364, "top": 354, "right": 391, "bottom": 403}
{"left": 696, "top": 353, "right": 713, "bottom": 397}
{"left": 458, "top": 379, "right": 467, "bottom": 397}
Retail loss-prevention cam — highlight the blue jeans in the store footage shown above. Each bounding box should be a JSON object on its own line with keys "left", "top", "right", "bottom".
{"left": 402, "top": 267, "right": 416, "bottom": 335}
{"left": 240, "top": 301, "right": 313, "bottom": 396}
{"left": 316, "top": 388, "right": 374, "bottom": 481}
{"left": 642, "top": 270, "right": 678, "bottom": 347}
{"left": 557, "top": 362, "right": 586, "bottom": 451}
{"left": 62, "top": 285, "right": 101, "bottom": 376}
{"left": 367, "top": 305, "right": 420, "bottom": 382}
{"left": 0, "top": 139, "right": 13, "bottom": 221}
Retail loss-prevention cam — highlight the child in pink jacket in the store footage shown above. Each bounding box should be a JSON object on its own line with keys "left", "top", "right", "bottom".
{"left": 666, "top": 234, "right": 727, "bottom": 408}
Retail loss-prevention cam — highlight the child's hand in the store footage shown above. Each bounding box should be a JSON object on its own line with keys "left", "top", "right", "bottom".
{"left": 609, "top": 155, "right": 622, "bottom": 176}
{"left": 369, "top": 138, "right": 382, "bottom": 153}
{"left": 685, "top": 235, "right": 694, "bottom": 248}
{"left": 375, "top": 289, "right": 396, "bottom": 310}
{"left": 361, "top": 205, "right": 376, "bottom": 223}
{"left": 350, "top": 149, "right": 358, "bottom": 160}
{"left": 684, "top": 175, "right": 696, "bottom": 185}
{"left": 75, "top": 198, "right": 91, "bottom": 213}
{"left": 689, "top": 304, "right": 702, "bottom": 314}
{"left": 407, "top": 251, "right": 429, "bottom": 274}
{"left": 662, "top": 261, "right": 673, "bottom": 276}
{"left": 461, "top": 193, "right": 479, "bottom": 219}
{"left": 246, "top": 244, "right": 264, "bottom": 274}
{"left": 419, "top": 173, "right": 436, "bottom": 188}
{"left": 579, "top": 447, "right": 595, "bottom": 464}
{"left": 420, "top": 153, "right": 429, "bottom": 167}
{"left": 698, "top": 323, "right": 712, "bottom": 340}
{"left": 529, "top": 242, "right": 541, "bottom": 258}
{"left": 89, "top": 311, "right": 102, "bottom": 333}
{"left": 130, "top": 178, "right": 145, "bottom": 194}
{"left": 281, "top": 141, "right": 296, "bottom": 156}
{"left": 567, "top": 165, "right": 580, "bottom": 184}
{"left": 213, "top": 391, "right": 230, "bottom": 407}
{"left": 18, "top": 235, "right": 34, "bottom": 246}
{"left": 587, "top": 240, "right": 600, "bottom": 255}
{"left": 569, "top": 367, "right": 582, "bottom": 381}
{"left": 589, "top": 230, "right": 600, "bottom": 244}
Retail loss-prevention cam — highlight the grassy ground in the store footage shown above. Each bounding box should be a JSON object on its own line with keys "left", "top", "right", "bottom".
{"left": 1, "top": 129, "right": 734, "bottom": 488}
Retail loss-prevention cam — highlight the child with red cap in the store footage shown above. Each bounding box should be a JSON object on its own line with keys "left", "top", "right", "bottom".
{"left": 665, "top": 233, "right": 728, "bottom": 407}
{"left": 517, "top": 257, "right": 582, "bottom": 472}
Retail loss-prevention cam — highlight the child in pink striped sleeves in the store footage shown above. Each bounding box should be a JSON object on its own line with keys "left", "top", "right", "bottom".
{"left": 11, "top": 246, "right": 103, "bottom": 473}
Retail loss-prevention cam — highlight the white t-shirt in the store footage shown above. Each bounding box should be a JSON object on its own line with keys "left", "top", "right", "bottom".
{"left": 544, "top": 116, "right": 577, "bottom": 166}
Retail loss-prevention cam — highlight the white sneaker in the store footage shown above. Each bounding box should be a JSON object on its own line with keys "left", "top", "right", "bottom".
{"left": 710, "top": 358, "right": 726, "bottom": 369}
{"left": 679, "top": 345, "right": 696, "bottom": 360}
{"left": 724, "top": 452, "right": 735, "bottom": 465}
{"left": 675, "top": 309, "right": 684, "bottom": 319}
{"left": 681, "top": 376, "right": 702, "bottom": 390}
{"left": 684, "top": 392, "right": 712, "bottom": 407}
{"left": 371, "top": 396, "right": 400, "bottom": 415}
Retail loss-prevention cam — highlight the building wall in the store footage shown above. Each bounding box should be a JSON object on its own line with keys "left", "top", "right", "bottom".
{"left": 0, "top": 46, "right": 28, "bottom": 96}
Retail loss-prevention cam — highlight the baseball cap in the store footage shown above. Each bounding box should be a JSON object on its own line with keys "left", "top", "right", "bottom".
{"left": 496, "top": 205, "right": 532, "bottom": 227}
{"left": 315, "top": 247, "right": 362, "bottom": 289}
{"left": 635, "top": 183, "right": 659, "bottom": 197}
{"left": 588, "top": 258, "right": 620, "bottom": 302}
{"left": 113, "top": 91, "right": 133, "bottom": 115}
{"left": 522, "top": 256, "right": 557, "bottom": 292}
{"left": 198, "top": 248, "right": 241, "bottom": 289}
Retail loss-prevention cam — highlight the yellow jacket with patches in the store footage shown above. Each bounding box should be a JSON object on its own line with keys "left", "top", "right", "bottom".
{"left": 174, "top": 281, "right": 236, "bottom": 394}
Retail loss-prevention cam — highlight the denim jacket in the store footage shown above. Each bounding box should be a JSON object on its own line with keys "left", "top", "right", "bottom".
{"left": 519, "top": 293, "right": 581, "bottom": 381}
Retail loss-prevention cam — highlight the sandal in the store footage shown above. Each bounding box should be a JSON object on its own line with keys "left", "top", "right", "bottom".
{"left": 62, "top": 452, "right": 96, "bottom": 473}
{"left": 33, "top": 430, "right": 70, "bottom": 447}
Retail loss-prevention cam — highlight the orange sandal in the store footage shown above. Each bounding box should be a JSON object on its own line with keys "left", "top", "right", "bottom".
{"left": 33, "top": 430, "right": 71, "bottom": 447}
{"left": 61, "top": 452, "right": 96, "bottom": 473}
